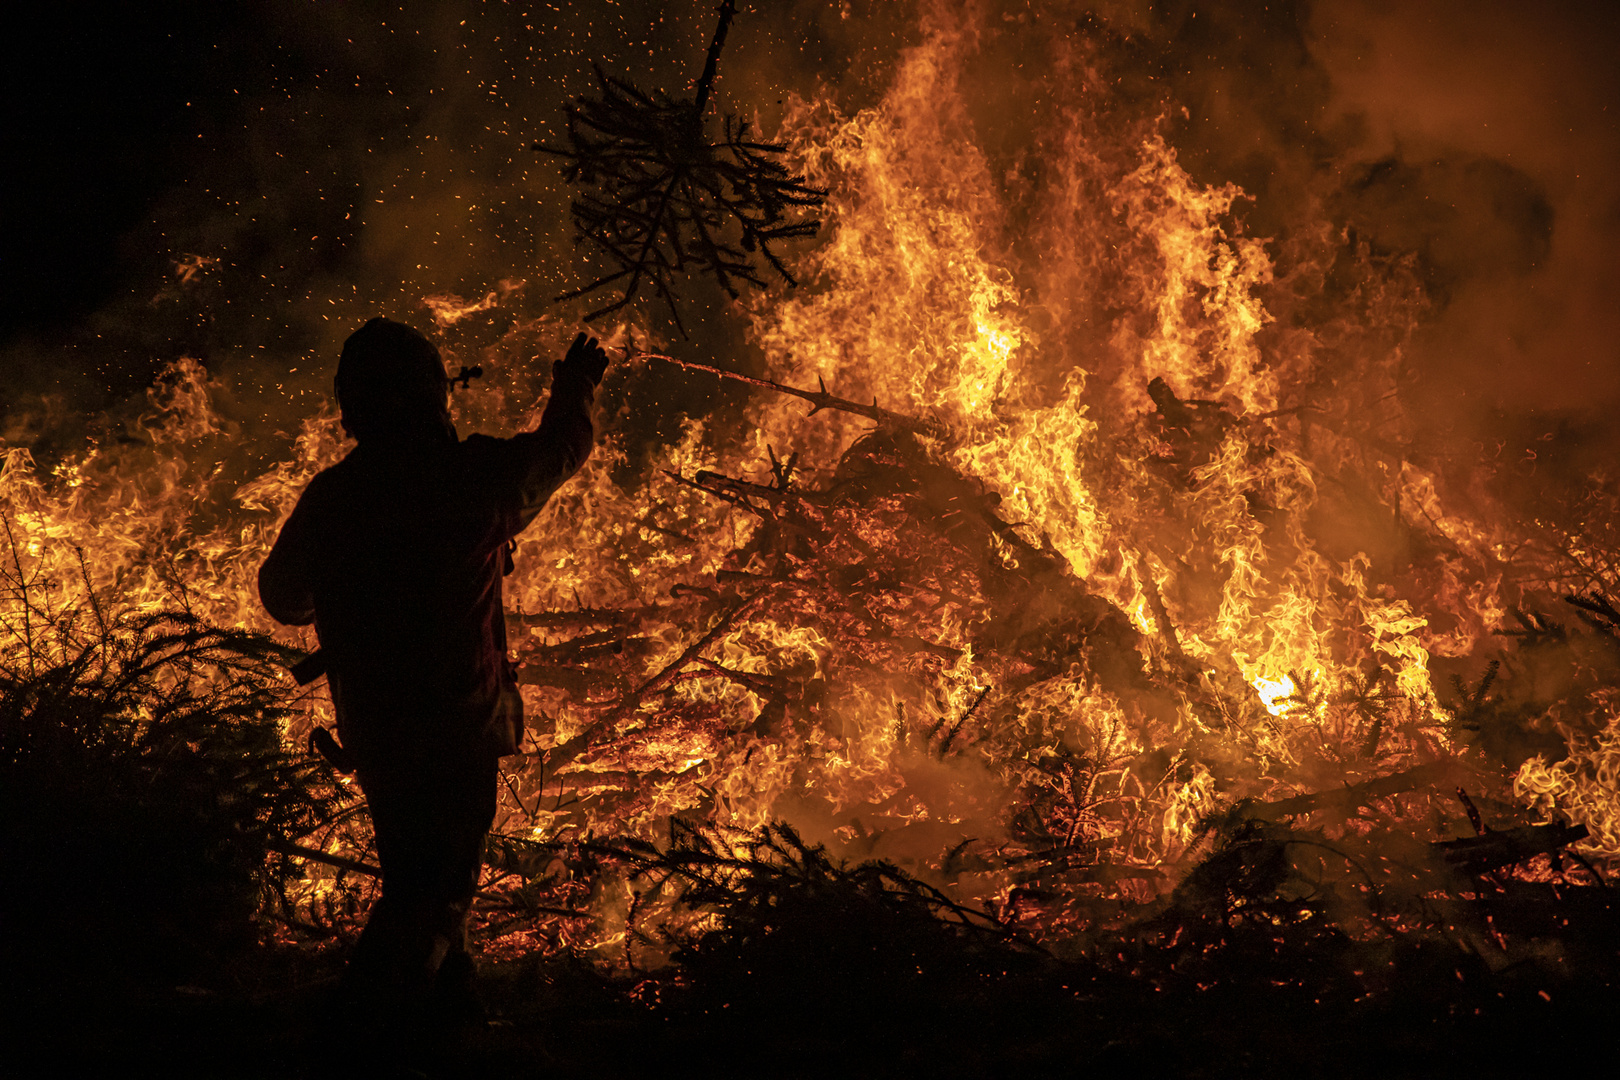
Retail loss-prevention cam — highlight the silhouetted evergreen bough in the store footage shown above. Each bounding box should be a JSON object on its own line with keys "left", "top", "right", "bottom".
{"left": 536, "top": 0, "right": 824, "bottom": 332}
{"left": 558, "top": 815, "right": 1615, "bottom": 1078}
{"left": 552, "top": 823, "right": 1065, "bottom": 1076}
{"left": 0, "top": 608, "right": 334, "bottom": 987}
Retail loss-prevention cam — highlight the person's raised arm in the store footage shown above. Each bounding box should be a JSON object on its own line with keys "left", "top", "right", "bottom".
{"left": 506, "top": 333, "right": 609, "bottom": 528}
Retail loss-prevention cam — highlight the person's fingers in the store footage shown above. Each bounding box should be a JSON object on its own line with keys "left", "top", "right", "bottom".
{"left": 583, "top": 339, "right": 608, "bottom": 370}
{"left": 554, "top": 333, "right": 609, "bottom": 384}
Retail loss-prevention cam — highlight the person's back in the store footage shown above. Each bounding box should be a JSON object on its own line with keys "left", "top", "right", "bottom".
{"left": 293, "top": 434, "right": 508, "bottom": 739}
{"left": 258, "top": 318, "right": 608, "bottom": 1040}
{"left": 267, "top": 400, "right": 584, "bottom": 760}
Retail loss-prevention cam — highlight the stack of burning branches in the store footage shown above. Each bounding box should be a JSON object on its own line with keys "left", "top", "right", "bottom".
{"left": 471, "top": 362, "right": 1616, "bottom": 971}
{"left": 3, "top": 338, "right": 1611, "bottom": 993}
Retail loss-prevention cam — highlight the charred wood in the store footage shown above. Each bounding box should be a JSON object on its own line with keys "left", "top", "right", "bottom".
{"left": 1433, "top": 822, "right": 1591, "bottom": 876}
{"left": 1237, "top": 762, "right": 1462, "bottom": 822}
{"left": 644, "top": 352, "right": 937, "bottom": 430}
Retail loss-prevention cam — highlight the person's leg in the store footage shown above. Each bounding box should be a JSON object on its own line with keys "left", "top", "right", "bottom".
{"left": 348, "top": 752, "right": 497, "bottom": 1013}
{"left": 422, "top": 753, "right": 498, "bottom": 1021}
{"left": 345, "top": 762, "right": 441, "bottom": 1009}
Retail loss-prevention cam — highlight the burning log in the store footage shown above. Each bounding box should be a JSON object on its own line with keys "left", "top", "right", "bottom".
{"left": 509, "top": 604, "right": 660, "bottom": 633}
{"left": 691, "top": 656, "right": 802, "bottom": 704}
{"left": 617, "top": 588, "right": 772, "bottom": 713}
{"left": 1236, "top": 762, "right": 1464, "bottom": 822}
{"left": 538, "top": 588, "right": 771, "bottom": 771}
{"left": 516, "top": 662, "right": 620, "bottom": 696}
{"left": 1433, "top": 821, "right": 1592, "bottom": 876}
{"left": 520, "top": 629, "right": 655, "bottom": 666}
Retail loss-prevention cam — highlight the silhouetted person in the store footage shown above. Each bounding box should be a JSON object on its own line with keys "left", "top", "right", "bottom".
{"left": 259, "top": 318, "right": 606, "bottom": 1035}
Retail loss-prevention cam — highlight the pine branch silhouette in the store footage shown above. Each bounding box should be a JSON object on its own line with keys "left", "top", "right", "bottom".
{"left": 537, "top": 0, "right": 825, "bottom": 334}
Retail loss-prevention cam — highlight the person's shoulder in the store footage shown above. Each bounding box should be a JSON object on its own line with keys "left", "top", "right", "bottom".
{"left": 298, "top": 447, "right": 364, "bottom": 500}
{"left": 455, "top": 431, "right": 523, "bottom": 465}
{"left": 458, "top": 432, "right": 506, "bottom": 451}
{"left": 315, "top": 447, "right": 363, "bottom": 481}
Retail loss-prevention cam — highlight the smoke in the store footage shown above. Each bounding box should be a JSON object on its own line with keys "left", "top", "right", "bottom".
{"left": 1009, "top": 0, "right": 1620, "bottom": 514}
{"left": 1311, "top": 0, "right": 1620, "bottom": 423}
{"left": 1070, "top": 0, "right": 1620, "bottom": 419}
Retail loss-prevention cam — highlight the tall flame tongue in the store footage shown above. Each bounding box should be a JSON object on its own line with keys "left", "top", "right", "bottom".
{"left": 734, "top": 15, "right": 1454, "bottom": 843}
{"left": 5, "top": 8, "right": 1614, "bottom": 950}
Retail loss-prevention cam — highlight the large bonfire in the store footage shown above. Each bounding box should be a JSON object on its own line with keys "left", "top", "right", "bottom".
{"left": 3, "top": 3, "right": 1616, "bottom": 1017}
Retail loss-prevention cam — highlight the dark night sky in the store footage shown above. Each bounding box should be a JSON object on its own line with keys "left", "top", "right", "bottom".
{"left": 4, "top": 1, "right": 1618, "bottom": 472}
{"left": 1, "top": 5, "right": 831, "bottom": 370}
{"left": 5, "top": 3, "right": 232, "bottom": 337}
{"left": 0, "top": 0, "right": 899, "bottom": 464}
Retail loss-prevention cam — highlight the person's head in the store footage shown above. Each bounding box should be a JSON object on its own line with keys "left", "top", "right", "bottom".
{"left": 335, "top": 318, "right": 451, "bottom": 442}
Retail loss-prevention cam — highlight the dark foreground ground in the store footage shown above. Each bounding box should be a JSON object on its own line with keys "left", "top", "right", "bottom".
{"left": 8, "top": 892, "right": 1619, "bottom": 1080}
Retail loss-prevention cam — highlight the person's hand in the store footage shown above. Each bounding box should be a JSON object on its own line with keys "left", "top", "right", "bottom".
{"left": 554, "top": 332, "right": 610, "bottom": 387}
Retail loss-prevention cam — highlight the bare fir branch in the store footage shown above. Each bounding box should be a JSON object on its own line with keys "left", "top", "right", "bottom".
{"left": 537, "top": 1, "right": 825, "bottom": 332}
